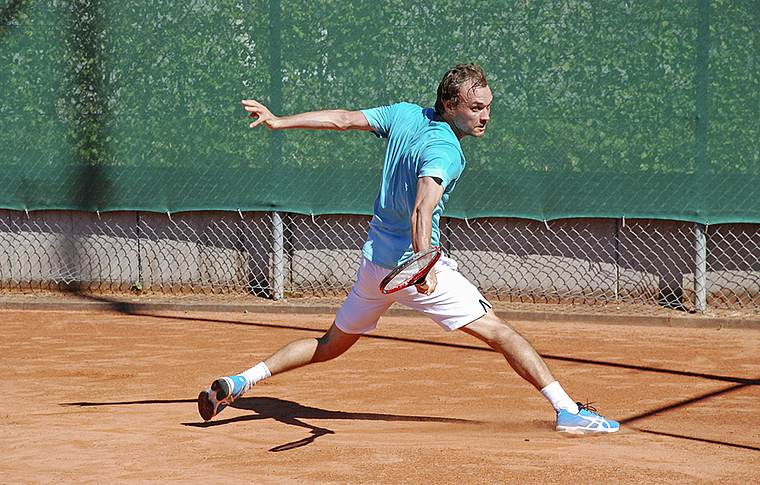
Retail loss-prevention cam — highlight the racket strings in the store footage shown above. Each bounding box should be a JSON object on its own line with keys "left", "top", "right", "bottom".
{"left": 379, "top": 246, "right": 441, "bottom": 294}
{"left": 386, "top": 254, "right": 433, "bottom": 288}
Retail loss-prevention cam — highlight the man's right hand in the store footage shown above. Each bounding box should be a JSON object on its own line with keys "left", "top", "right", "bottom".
{"left": 415, "top": 267, "right": 438, "bottom": 296}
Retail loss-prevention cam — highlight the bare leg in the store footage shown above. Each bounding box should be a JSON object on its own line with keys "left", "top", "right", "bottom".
{"left": 198, "top": 322, "right": 360, "bottom": 421}
{"left": 461, "top": 309, "right": 620, "bottom": 432}
{"left": 459, "top": 308, "right": 555, "bottom": 390}
{"left": 264, "top": 322, "right": 361, "bottom": 375}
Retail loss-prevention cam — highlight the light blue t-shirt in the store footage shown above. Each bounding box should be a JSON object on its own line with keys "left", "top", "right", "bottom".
{"left": 360, "top": 102, "right": 465, "bottom": 269}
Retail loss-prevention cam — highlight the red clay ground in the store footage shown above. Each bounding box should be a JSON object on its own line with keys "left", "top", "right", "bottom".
{"left": 2, "top": 308, "right": 759, "bottom": 484}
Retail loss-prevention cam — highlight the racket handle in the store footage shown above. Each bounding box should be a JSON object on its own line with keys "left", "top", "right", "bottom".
{"left": 412, "top": 273, "right": 427, "bottom": 285}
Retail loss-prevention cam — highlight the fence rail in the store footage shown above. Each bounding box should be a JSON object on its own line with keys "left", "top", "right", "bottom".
{"left": 1, "top": 210, "right": 758, "bottom": 314}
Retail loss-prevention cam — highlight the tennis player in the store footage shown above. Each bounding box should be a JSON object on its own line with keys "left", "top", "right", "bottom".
{"left": 198, "top": 63, "right": 618, "bottom": 434}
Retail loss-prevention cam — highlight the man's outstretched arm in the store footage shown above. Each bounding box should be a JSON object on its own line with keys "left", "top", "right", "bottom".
{"left": 242, "top": 99, "right": 374, "bottom": 132}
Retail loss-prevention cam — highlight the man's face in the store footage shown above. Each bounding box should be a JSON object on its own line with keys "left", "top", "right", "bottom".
{"left": 445, "top": 81, "right": 493, "bottom": 139}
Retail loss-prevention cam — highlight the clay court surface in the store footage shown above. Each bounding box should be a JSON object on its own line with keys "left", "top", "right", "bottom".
{"left": 2, "top": 306, "right": 759, "bottom": 484}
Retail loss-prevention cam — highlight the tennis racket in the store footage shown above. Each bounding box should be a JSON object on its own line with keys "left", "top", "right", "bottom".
{"left": 379, "top": 246, "right": 441, "bottom": 294}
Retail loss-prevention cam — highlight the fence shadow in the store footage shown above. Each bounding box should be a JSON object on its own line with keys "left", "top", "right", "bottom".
{"left": 60, "top": 300, "right": 760, "bottom": 452}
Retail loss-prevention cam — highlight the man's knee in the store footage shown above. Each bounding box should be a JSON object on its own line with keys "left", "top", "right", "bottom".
{"left": 313, "top": 323, "right": 360, "bottom": 363}
{"left": 460, "top": 310, "right": 519, "bottom": 344}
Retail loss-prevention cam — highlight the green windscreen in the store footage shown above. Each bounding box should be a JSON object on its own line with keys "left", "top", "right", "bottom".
{"left": 1, "top": 0, "right": 758, "bottom": 223}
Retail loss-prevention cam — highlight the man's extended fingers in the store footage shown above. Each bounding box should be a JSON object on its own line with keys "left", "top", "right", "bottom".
{"left": 242, "top": 99, "right": 270, "bottom": 128}
{"left": 241, "top": 99, "right": 264, "bottom": 113}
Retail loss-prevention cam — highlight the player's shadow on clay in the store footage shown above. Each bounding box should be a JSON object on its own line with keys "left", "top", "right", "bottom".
{"left": 183, "top": 396, "right": 478, "bottom": 452}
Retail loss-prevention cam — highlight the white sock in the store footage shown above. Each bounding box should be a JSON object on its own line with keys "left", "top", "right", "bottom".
{"left": 240, "top": 362, "right": 271, "bottom": 390}
{"left": 540, "top": 381, "right": 579, "bottom": 414}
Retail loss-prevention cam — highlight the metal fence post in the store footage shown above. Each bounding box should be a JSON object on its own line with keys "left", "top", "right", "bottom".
{"left": 267, "top": 0, "right": 284, "bottom": 301}
{"left": 694, "top": 222, "right": 707, "bottom": 313}
{"left": 272, "top": 211, "right": 284, "bottom": 300}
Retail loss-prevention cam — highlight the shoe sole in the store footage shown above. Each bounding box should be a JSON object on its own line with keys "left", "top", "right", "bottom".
{"left": 212, "top": 377, "right": 231, "bottom": 400}
{"left": 197, "top": 378, "right": 233, "bottom": 421}
{"left": 557, "top": 425, "right": 619, "bottom": 434}
{"left": 198, "top": 389, "right": 215, "bottom": 421}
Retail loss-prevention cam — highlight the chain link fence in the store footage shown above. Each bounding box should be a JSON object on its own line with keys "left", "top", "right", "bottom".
{"left": 2, "top": 2, "right": 758, "bottom": 320}
{"left": 1, "top": 209, "right": 758, "bottom": 314}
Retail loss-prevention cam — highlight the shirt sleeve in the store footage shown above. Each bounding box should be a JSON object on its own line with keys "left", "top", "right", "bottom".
{"left": 418, "top": 142, "right": 462, "bottom": 190}
{"left": 360, "top": 105, "right": 394, "bottom": 138}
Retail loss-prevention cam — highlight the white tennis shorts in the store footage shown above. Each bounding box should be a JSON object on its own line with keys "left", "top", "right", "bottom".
{"left": 334, "top": 255, "right": 492, "bottom": 334}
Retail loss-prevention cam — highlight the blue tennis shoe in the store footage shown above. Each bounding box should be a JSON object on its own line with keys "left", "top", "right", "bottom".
{"left": 556, "top": 403, "right": 619, "bottom": 434}
{"left": 198, "top": 375, "right": 251, "bottom": 421}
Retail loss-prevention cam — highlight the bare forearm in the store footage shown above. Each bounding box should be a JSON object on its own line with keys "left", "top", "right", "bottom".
{"left": 411, "top": 177, "right": 444, "bottom": 295}
{"left": 242, "top": 99, "right": 372, "bottom": 132}
{"left": 269, "top": 110, "right": 364, "bottom": 131}
{"left": 411, "top": 177, "right": 444, "bottom": 252}
{"left": 410, "top": 210, "right": 433, "bottom": 253}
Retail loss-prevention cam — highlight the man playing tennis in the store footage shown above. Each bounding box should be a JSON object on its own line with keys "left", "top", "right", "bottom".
{"left": 198, "top": 63, "right": 618, "bottom": 434}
